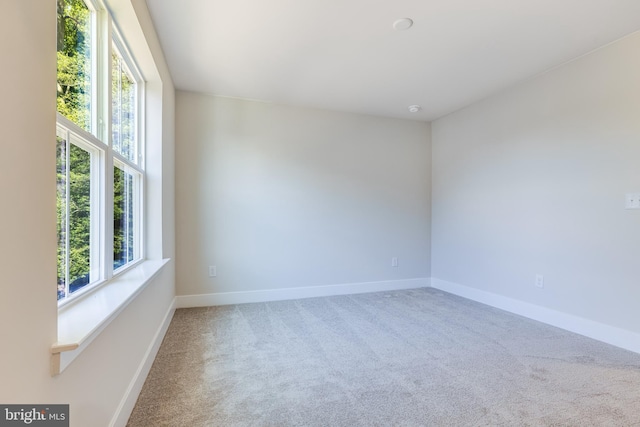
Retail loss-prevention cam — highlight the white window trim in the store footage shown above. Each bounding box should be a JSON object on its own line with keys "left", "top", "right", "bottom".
{"left": 56, "top": 114, "right": 105, "bottom": 305}
{"left": 112, "top": 26, "right": 145, "bottom": 167}
{"left": 56, "top": 0, "right": 146, "bottom": 308}
{"left": 52, "top": 0, "right": 168, "bottom": 376}
{"left": 113, "top": 159, "right": 144, "bottom": 272}
{"left": 51, "top": 258, "right": 169, "bottom": 375}
{"left": 56, "top": 112, "right": 147, "bottom": 308}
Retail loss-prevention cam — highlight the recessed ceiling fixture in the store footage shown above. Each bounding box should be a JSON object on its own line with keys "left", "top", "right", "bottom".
{"left": 393, "top": 18, "right": 414, "bottom": 31}
{"left": 408, "top": 105, "right": 422, "bottom": 113}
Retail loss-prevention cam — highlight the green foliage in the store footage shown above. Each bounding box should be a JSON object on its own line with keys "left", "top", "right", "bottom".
{"left": 113, "top": 166, "right": 134, "bottom": 268}
{"left": 57, "top": 0, "right": 91, "bottom": 131}
{"left": 68, "top": 144, "right": 91, "bottom": 283}
{"left": 56, "top": 137, "right": 67, "bottom": 296}
{"left": 56, "top": 0, "right": 139, "bottom": 299}
{"left": 57, "top": 139, "right": 92, "bottom": 299}
{"left": 112, "top": 53, "right": 137, "bottom": 269}
{"left": 112, "top": 52, "right": 137, "bottom": 161}
{"left": 57, "top": 0, "right": 92, "bottom": 299}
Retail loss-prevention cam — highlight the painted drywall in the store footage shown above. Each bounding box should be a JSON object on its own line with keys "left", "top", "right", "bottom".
{"left": 431, "top": 32, "right": 640, "bottom": 334}
{"left": 0, "top": 1, "right": 175, "bottom": 426}
{"left": 0, "top": 0, "right": 58, "bottom": 408}
{"left": 176, "top": 93, "right": 431, "bottom": 297}
{"left": 128, "top": 0, "right": 176, "bottom": 262}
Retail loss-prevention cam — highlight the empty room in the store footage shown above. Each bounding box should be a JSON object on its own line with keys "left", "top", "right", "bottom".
{"left": 2, "top": 0, "right": 640, "bottom": 426}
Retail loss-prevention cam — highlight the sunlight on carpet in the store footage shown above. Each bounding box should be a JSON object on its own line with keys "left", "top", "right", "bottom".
{"left": 127, "top": 288, "right": 640, "bottom": 426}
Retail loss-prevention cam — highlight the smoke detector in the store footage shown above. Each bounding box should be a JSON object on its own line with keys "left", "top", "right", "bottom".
{"left": 408, "top": 105, "right": 422, "bottom": 113}
{"left": 393, "top": 18, "right": 414, "bottom": 31}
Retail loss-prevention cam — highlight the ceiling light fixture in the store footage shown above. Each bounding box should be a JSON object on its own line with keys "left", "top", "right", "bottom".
{"left": 393, "top": 18, "right": 414, "bottom": 31}
{"left": 408, "top": 105, "right": 422, "bottom": 113}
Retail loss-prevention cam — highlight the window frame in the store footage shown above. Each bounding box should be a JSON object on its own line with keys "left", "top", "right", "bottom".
{"left": 56, "top": 114, "right": 106, "bottom": 303}
{"left": 112, "top": 160, "right": 143, "bottom": 274}
{"left": 111, "top": 32, "right": 143, "bottom": 166}
{"left": 110, "top": 26, "right": 145, "bottom": 277}
{"left": 56, "top": 0, "right": 145, "bottom": 307}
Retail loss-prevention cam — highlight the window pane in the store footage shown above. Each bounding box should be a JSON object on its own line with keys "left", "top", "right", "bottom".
{"left": 57, "top": 0, "right": 93, "bottom": 132}
{"left": 56, "top": 135, "right": 68, "bottom": 300}
{"left": 112, "top": 48, "right": 137, "bottom": 163}
{"left": 114, "top": 165, "right": 137, "bottom": 269}
{"left": 68, "top": 143, "right": 92, "bottom": 294}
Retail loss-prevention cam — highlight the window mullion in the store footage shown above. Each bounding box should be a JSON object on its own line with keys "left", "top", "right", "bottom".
{"left": 112, "top": 151, "right": 143, "bottom": 173}
{"left": 96, "top": 9, "right": 109, "bottom": 143}
{"left": 135, "top": 171, "right": 143, "bottom": 260}
{"left": 90, "top": 4, "right": 99, "bottom": 137}
{"left": 104, "top": 153, "right": 115, "bottom": 280}
{"left": 92, "top": 147, "right": 104, "bottom": 284}
{"left": 104, "top": 27, "right": 115, "bottom": 281}
{"left": 125, "top": 172, "right": 130, "bottom": 262}
{"left": 64, "top": 131, "right": 71, "bottom": 300}
{"left": 118, "top": 57, "right": 122, "bottom": 152}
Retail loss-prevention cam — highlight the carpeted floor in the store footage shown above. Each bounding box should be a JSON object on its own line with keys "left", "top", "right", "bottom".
{"left": 127, "top": 288, "right": 640, "bottom": 426}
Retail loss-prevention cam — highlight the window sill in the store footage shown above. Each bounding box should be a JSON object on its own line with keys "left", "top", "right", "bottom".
{"left": 51, "top": 258, "right": 169, "bottom": 376}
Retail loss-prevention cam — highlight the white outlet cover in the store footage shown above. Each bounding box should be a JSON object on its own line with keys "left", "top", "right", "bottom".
{"left": 625, "top": 193, "right": 640, "bottom": 209}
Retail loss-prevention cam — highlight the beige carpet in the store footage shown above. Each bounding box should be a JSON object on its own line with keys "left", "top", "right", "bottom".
{"left": 127, "top": 288, "right": 640, "bottom": 426}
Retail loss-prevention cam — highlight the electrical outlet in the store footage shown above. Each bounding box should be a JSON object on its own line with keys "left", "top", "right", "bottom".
{"left": 391, "top": 257, "right": 398, "bottom": 267}
{"left": 625, "top": 193, "right": 640, "bottom": 209}
{"left": 535, "top": 274, "right": 544, "bottom": 288}
{"left": 209, "top": 265, "right": 217, "bottom": 277}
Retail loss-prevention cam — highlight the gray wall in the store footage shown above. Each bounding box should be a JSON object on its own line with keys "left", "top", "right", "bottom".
{"left": 431, "top": 32, "right": 640, "bottom": 333}
{"left": 176, "top": 93, "right": 432, "bottom": 296}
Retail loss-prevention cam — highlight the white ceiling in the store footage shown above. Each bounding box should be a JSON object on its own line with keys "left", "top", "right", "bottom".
{"left": 145, "top": 0, "right": 640, "bottom": 121}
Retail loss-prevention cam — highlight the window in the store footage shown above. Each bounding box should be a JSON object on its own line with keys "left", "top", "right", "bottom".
{"left": 56, "top": 0, "right": 144, "bottom": 303}
{"left": 113, "top": 162, "right": 141, "bottom": 270}
{"left": 56, "top": 0, "right": 93, "bottom": 133}
{"left": 112, "top": 43, "right": 139, "bottom": 164}
{"left": 111, "top": 39, "right": 144, "bottom": 273}
{"left": 56, "top": 124, "right": 101, "bottom": 300}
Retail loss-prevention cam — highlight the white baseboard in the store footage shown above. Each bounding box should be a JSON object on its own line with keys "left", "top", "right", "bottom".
{"left": 176, "top": 278, "right": 430, "bottom": 308}
{"left": 431, "top": 278, "right": 640, "bottom": 355}
{"left": 110, "top": 297, "right": 176, "bottom": 427}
